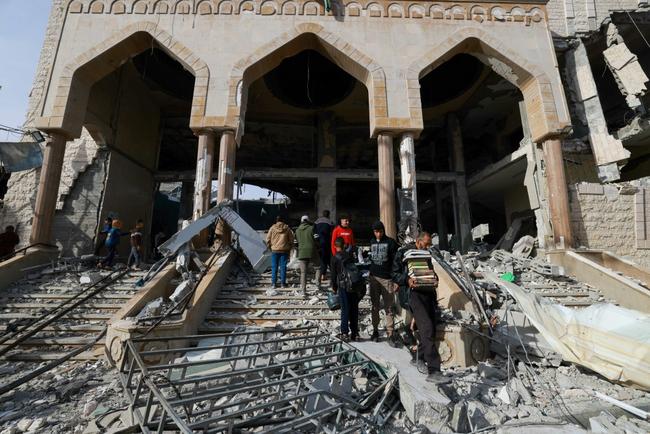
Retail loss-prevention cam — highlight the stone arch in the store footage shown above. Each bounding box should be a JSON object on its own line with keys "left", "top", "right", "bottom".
{"left": 387, "top": 3, "right": 404, "bottom": 18}
{"left": 226, "top": 23, "right": 387, "bottom": 136}
{"left": 408, "top": 4, "right": 426, "bottom": 19}
{"left": 153, "top": 0, "right": 170, "bottom": 13}
{"left": 197, "top": 0, "right": 213, "bottom": 14}
{"left": 132, "top": 0, "right": 149, "bottom": 13}
{"left": 44, "top": 21, "right": 210, "bottom": 138}
{"left": 301, "top": 1, "right": 322, "bottom": 16}
{"left": 69, "top": 0, "right": 84, "bottom": 13}
{"left": 174, "top": 0, "right": 192, "bottom": 14}
{"left": 280, "top": 0, "right": 297, "bottom": 15}
{"left": 109, "top": 0, "right": 127, "bottom": 14}
{"left": 217, "top": 0, "right": 234, "bottom": 14}
{"left": 407, "top": 27, "right": 568, "bottom": 142}
{"left": 88, "top": 0, "right": 106, "bottom": 13}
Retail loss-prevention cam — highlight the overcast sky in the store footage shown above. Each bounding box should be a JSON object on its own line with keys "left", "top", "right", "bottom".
{"left": 0, "top": 1, "right": 51, "bottom": 140}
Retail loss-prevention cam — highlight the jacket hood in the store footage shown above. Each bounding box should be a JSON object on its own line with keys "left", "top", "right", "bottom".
{"left": 274, "top": 222, "right": 290, "bottom": 232}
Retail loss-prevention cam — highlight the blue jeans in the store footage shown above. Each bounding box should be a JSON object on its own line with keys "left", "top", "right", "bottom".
{"left": 271, "top": 252, "right": 289, "bottom": 286}
{"left": 339, "top": 287, "right": 359, "bottom": 337}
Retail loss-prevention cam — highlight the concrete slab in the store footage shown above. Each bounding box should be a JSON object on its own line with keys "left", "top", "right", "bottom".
{"left": 350, "top": 340, "right": 451, "bottom": 428}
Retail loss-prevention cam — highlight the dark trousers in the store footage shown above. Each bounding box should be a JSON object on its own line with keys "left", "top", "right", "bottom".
{"left": 319, "top": 242, "right": 330, "bottom": 275}
{"left": 102, "top": 245, "right": 117, "bottom": 267}
{"left": 410, "top": 290, "right": 441, "bottom": 372}
{"left": 94, "top": 237, "right": 106, "bottom": 256}
{"left": 339, "top": 287, "right": 359, "bottom": 337}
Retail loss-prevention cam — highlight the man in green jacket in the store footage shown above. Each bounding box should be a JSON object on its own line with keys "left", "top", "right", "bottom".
{"left": 296, "top": 215, "right": 320, "bottom": 297}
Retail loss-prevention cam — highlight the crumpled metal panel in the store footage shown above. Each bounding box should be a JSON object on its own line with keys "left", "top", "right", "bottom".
{"left": 486, "top": 271, "right": 650, "bottom": 390}
{"left": 0, "top": 142, "right": 43, "bottom": 172}
{"left": 158, "top": 202, "right": 270, "bottom": 273}
{"left": 217, "top": 206, "right": 271, "bottom": 273}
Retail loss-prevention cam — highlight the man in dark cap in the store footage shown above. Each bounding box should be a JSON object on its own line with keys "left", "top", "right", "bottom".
{"left": 368, "top": 220, "right": 399, "bottom": 345}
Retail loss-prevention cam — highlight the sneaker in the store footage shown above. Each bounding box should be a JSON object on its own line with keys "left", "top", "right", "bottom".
{"left": 426, "top": 371, "right": 451, "bottom": 384}
{"left": 271, "top": 284, "right": 277, "bottom": 289}
{"left": 411, "top": 359, "right": 427, "bottom": 373}
{"left": 350, "top": 335, "right": 359, "bottom": 342}
{"left": 370, "top": 330, "right": 380, "bottom": 343}
{"left": 281, "top": 284, "right": 289, "bottom": 288}
{"left": 387, "top": 334, "right": 402, "bottom": 348}
{"left": 338, "top": 333, "right": 350, "bottom": 342}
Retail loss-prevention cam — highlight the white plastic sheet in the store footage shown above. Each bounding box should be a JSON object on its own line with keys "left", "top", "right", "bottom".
{"left": 486, "top": 272, "right": 650, "bottom": 390}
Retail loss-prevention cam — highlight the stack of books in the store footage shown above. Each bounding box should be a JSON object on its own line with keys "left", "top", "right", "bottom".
{"left": 404, "top": 250, "right": 438, "bottom": 291}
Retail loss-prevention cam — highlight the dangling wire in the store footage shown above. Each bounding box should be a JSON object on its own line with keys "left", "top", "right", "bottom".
{"left": 307, "top": 51, "right": 313, "bottom": 105}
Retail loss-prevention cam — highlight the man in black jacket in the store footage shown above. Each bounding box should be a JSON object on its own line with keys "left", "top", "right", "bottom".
{"left": 330, "top": 237, "right": 360, "bottom": 342}
{"left": 369, "top": 221, "right": 399, "bottom": 345}
{"left": 314, "top": 210, "right": 333, "bottom": 283}
{"left": 392, "top": 231, "right": 447, "bottom": 383}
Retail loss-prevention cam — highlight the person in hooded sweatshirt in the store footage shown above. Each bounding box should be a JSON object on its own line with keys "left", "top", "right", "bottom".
{"left": 368, "top": 220, "right": 399, "bottom": 345}
{"left": 266, "top": 215, "right": 295, "bottom": 289}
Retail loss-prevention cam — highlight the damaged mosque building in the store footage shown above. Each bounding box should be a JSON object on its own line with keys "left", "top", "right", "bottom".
{"left": 2, "top": 0, "right": 650, "bottom": 433}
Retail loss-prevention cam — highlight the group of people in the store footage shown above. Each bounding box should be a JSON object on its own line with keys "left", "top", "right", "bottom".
{"left": 265, "top": 212, "right": 445, "bottom": 383}
{"left": 95, "top": 216, "right": 145, "bottom": 269}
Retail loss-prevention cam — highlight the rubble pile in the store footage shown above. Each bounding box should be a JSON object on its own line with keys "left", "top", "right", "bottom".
{"left": 0, "top": 359, "right": 129, "bottom": 434}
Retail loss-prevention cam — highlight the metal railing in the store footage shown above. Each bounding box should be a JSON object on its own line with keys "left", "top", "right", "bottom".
{"left": 0, "top": 242, "right": 57, "bottom": 263}
{"left": 117, "top": 326, "right": 400, "bottom": 433}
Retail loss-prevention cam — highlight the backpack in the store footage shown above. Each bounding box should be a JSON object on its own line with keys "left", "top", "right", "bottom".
{"left": 338, "top": 256, "right": 367, "bottom": 298}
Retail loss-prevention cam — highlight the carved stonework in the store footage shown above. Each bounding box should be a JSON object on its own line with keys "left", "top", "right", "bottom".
{"left": 66, "top": 0, "right": 546, "bottom": 24}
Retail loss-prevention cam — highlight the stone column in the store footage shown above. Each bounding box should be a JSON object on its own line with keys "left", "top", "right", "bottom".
{"left": 179, "top": 181, "right": 194, "bottom": 221}
{"left": 399, "top": 133, "right": 418, "bottom": 216}
{"left": 216, "top": 130, "right": 236, "bottom": 244}
{"left": 192, "top": 131, "right": 216, "bottom": 221}
{"left": 542, "top": 138, "right": 573, "bottom": 249}
{"left": 317, "top": 175, "right": 336, "bottom": 221}
{"left": 399, "top": 133, "right": 419, "bottom": 240}
{"left": 447, "top": 114, "right": 472, "bottom": 252}
{"left": 377, "top": 133, "right": 397, "bottom": 239}
{"left": 30, "top": 134, "right": 67, "bottom": 245}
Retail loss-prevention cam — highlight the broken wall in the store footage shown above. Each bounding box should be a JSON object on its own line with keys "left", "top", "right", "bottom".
{"left": 546, "top": 0, "right": 641, "bottom": 37}
{"left": 51, "top": 149, "right": 108, "bottom": 256}
{"left": 568, "top": 173, "right": 650, "bottom": 268}
{"left": 92, "top": 65, "right": 160, "bottom": 255}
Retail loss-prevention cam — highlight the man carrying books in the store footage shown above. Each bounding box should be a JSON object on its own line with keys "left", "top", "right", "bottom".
{"left": 392, "top": 231, "right": 448, "bottom": 384}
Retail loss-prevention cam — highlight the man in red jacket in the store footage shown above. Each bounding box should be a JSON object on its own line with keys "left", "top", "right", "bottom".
{"left": 331, "top": 215, "right": 355, "bottom": 255}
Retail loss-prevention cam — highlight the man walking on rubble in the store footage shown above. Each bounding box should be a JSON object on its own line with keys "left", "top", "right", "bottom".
{"left": 266, "top": 215, "right": 294, "bottom": 289}
{"left": 314, "top": 210, "right": 333, "bottom": 284}
{"left": 369, "top": 221, "right": 400, "bottom": 346}
{"left": 127, "top": 219, "right": 145, "bottom": 270}
{"left": 331, "top": 214, "right": 355, "bottom": 256}
{"left": 99, "top": 219, "right": 128, "bottom": 268}
{"left": 331, "top": 237, "right": 361, "bottom": 342}
{"left": 296, "top": 215, "right": 320, "bottom": 298}
{"left": 94, "top": 217, "right": 112, "bottom": 256}
{"left": 392, "top": 231, "right": 448, "bottom": 383}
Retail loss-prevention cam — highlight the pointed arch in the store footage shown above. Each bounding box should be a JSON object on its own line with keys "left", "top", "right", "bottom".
{"left": 42, "top": 21, "right": 209, "bottom": 137}
{"left": 225, "top": 23, "right": 387, "bottom": 136}
{"left": 407, "top": 27, "right": 569, "bottom": 142}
